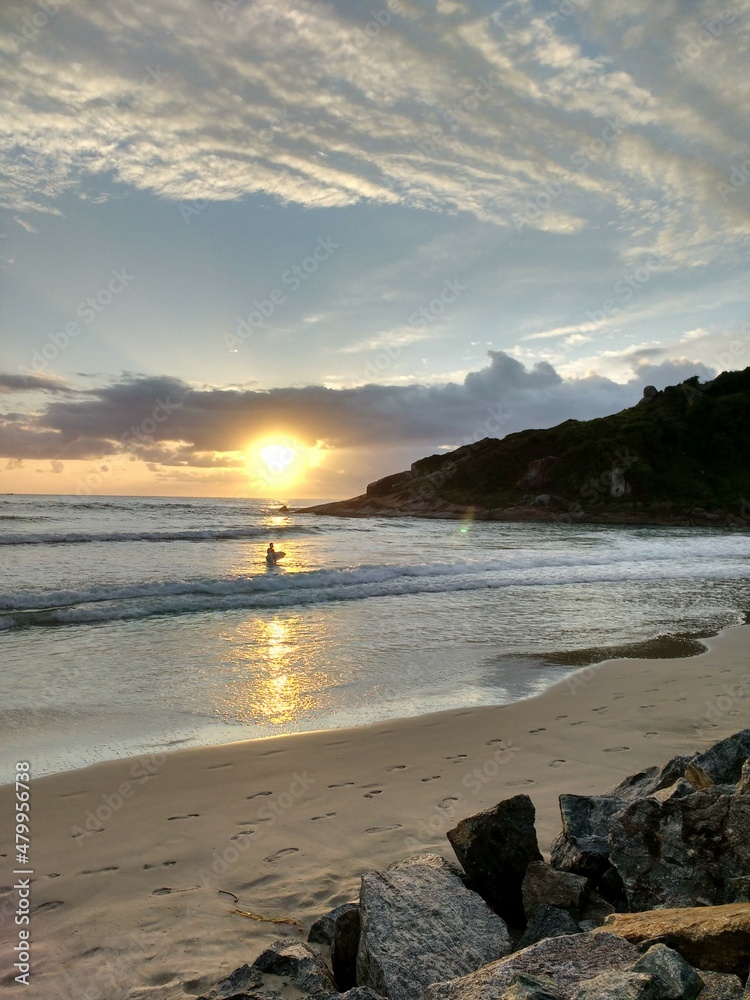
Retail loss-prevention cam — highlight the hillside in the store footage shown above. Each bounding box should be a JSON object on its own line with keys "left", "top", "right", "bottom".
{"left": 297, "top": 369, "right": 750, "bottom": 526}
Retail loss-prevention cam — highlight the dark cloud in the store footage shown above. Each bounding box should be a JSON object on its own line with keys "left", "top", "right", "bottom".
{"left": 0, "top": 372, "right": 71, "bottom": 393}
{"left": 0, "top": 353, "right": 713, "bottom": 473}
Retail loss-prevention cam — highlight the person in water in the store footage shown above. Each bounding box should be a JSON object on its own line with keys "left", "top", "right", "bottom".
{"left": 266, "top": 543, "right": 278, "bottom": 566}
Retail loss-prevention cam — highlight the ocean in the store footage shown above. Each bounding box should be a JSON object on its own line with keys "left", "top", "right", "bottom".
{"left": 1, "top": 494, "right": 748, "bottom": 779}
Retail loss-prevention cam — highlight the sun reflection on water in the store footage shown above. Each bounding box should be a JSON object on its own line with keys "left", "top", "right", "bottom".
{"left": 215, "top": 615, "right": 333, "bottom": 726}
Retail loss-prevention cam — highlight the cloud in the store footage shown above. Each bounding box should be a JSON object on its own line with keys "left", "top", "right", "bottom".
{"left": 1, "top": 0, "right": 748, "bottom": 266}
{"left": 0, "top": 353, "right": 716, "bottom": 476}
{"left": 0, "top": 372, "right": 71, "bottom": 393}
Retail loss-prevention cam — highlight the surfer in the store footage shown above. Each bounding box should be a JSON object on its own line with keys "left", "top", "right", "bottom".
{"left": 266, "top": 542, "right": 285, "bottom": 566}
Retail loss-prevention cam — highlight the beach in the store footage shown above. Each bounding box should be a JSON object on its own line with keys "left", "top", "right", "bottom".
{"left": 1, "top": 624, "right": 748, "bottom": 999}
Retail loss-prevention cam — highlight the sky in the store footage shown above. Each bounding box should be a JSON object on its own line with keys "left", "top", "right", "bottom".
{"left": 1, "top": 0, "right": 748, "bottom": 499}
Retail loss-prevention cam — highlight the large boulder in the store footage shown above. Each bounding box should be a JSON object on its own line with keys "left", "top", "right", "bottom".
{"left": 570, "top": 971, "right": 656, "bottom": 1000}
{"left": 421, "top": 932, "right": 641, "bottom": 1000}
{"left": 515, "top": 904, "right": 580, "bottom": 951}
{"left": 308, "top": 902, "right": 361, "bottom": 990}
{"left": 597, "top": 903, "right": 750, "bottom": 978}
{"left": 522, "top": 863, "right": 589, "bottom": 921}
{"left": 252, "top": 939, "right": 335, "bottom": 994}
{"left": 447, "top": 794, "right": 543, "bottom": 926}
{"left": 356, "top": 853, "right": 511, "bottom": 1000}
{"left": 549, "top": 795, "right": 624, "bottom": 885}
{"left": 696, "top": 971, "right": 745, "bottom": 999}
{"left": 691, "top": 730, "right": 750, "bottom": 785}
{"left": 633, "top": 944, "right": 704, "bottom": 1000}
{"left": 609, "top": 775, "right": 747, "bottom": 910}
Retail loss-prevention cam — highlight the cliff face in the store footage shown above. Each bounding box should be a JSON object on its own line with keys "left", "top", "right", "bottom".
{"left": 298, "top": 369, "right": 750, "bottom": 526}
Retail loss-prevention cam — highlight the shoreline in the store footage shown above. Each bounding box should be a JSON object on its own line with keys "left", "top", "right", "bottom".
{"left": 1, "top": 624, "right": 749, "bottom": 998}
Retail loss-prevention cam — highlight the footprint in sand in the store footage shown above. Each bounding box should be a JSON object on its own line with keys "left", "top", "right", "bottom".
{"left": 529, "top": 728, "right": 547, "bottom": 734}
{"left": 613, "top": 693, "right": 625, "bottom": 701}
{"left": 0, "top": 886, "right": 12, "bottom": 896}
{"left": 364, "top": 790, "right": 383, "bottom": 798}
{"left": 556, "top": 715, "right": 569, "bottom": 720}
{"left": 644, "top": 732, "right": 659, "bottom": 738}
{"left": 446, "top": 754, "right": 468, "bottom": 762}
{"left": 549, "top": 760, "right": 566, "bottom": 768}
{"left": 420, "top": 776, "right": 441, "bottom": 783}
{"left": 591, "top": 707, "right": 608, "bottom": 714}
{"left": 81, "top": 867, "right": 118, "bottom": 875}
{"left": 44, "top": 873, "right": 61, "bottom": 879}
{"left": 144, "top": 861, "right": 176, "bottom": 870}
{"left": 34, "top": 900, "right": 64, "bottom": 912}
{"left": 386, "top": 764, "right": 407, "bottom": 772}
{"left": 644, "top": 687, "right": 660, "bottom": 693}
{"left": 328, "top": 782, "right": 355, "bottom": 788}
{"left": 641, "top": 704, "right": 655, "bottom": 709}
{"left": 603, "top": 747, "right": 630, "bottom": 753}
{"left": 246, "top": 791, "right": 272, "bottom": 800}
{"left": 366, "top": 824, "right": 403, "bottom": 834}
{"left": 205, "top": 762, "right": 233, "bottom": 770}
{"left": 261, "top": 748, "right": 286, "bottom": 757}
{"left": 59, "top": 790, "right": 86, "bottom": 799}
{"left": 72, "top": 826, "right": 103, "bottom": 838}
{"left": 167, "top": 814, "right": 200, "bottom": 821}
{"left": 438, "top": 797, "right": 460, "bottom": 810}
{"left": 264, "top": 848, "right": 299, "bottom": 863}
{"left": 486, "top": 738, "right": 508, "bottom": 745}
{"left": 311, "top": 813, "right": 336, "bottom": 821}
{"left": 676, "top": 697, "right": 688, "bottom": 702}
{"left": 507, "top": 778, "right": 535, "bottom": 787}
{"left": 569, "top": 721, "right": 587, "bottom": 726}
{"left": 231, "top": 829, "right": 256, "bottom": 840}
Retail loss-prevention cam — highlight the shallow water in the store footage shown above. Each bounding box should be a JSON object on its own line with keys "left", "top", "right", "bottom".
{"left": 1, "top": 494, "right": 748, "bottom": 777}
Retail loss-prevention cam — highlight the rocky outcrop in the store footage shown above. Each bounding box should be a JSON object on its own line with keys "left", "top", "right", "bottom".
{"left": 356, "top": 853, "right": 511, "bottom": 1000}
{"left": 447, "top": 795, "right": 543, "bottom": 927}
{"left": 366, "top": 471, "right": 411, "bottom": 497}
{"left": 633, "top": 943, "right": 704, "bottom": 999}
{"left": 597, "top": 903, "right": 750, "bottom": 978}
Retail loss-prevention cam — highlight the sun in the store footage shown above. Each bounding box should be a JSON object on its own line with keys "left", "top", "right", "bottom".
{"left": 246, "top": 435, "right": 324, "bottom": 494}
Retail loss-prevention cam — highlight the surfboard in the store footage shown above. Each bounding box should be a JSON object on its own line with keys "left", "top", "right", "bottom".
{"left": 265, "top": 550, "right": 286, "bottom": 566}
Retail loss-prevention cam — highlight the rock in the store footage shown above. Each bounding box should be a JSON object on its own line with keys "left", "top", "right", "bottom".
{"left": 596, "top": 903, "right": 750, "bottom": 977}
{"left": 522, "top": 862, "right": 589, "bottom": 921}
{"left": 307, "top": 902, "right": 361, "bottom": 986}
{"left": 633, "top": 943, "right": 704, "bottom": 999}
{"left": 366, "top": 471, "right": 411, "bottom": 497}
{"left": 608, "top": 778, "right": 742, "bottom": 909}
{"left": 608, "top": 754, "right": 696, "bottom": 801}
{"left": 570, "top": 971, "right": 656, "bottom": 1000}
{"left": 317, "top": 990, "right": 385, "bottom": 1000}
{"left": 549, "top": 795, "right": 624, "bottom": 883}
{"left": 356, "top": 853, "right": 511, "bottom": 1000}
{"left": 197, "top": 963, "right": 264, "bottom": 999}
{"left": 696, "top": 970, "right": 745, "bottom": 999}
{"left": 579, "top": 889, "right": 615, "bottom": 927}
{"left": 308, "top": 902, "right": 358, "bottom": 945}
{"left": 500, "top": 973, "right": 564, "bottom": 999}
{"left": 690, "top": 729, "right": 750, "bottom": 785}
{"left": 252, "top": 940, "right": 335, "bottom": 994}
{"left": 421, "top": 932, "right": 641, "bottom": 1000}
{"left": 515, "top": 905, "right": 580, "bottom": 950}
{"left": 331, "top": 904, "right": 360, "bottom": 990}
{"left": 447, "top": 795, "right": 543, "bottom": 926}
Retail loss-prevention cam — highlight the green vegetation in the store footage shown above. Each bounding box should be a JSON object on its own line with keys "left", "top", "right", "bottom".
{"left": 413, "top": 369, "right": 750, "bottom": 514}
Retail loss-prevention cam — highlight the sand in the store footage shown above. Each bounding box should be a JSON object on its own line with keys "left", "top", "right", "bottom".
{"left": 1, "top": 624, "right": 748, "bottom": 1000}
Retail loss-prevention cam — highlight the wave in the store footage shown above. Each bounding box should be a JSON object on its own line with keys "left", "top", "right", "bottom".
{"left": 1, "top": 547, "right": 748, "bottom": 631}
{"left": 0, "top": 524, "right": 321, "bottom": 546}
